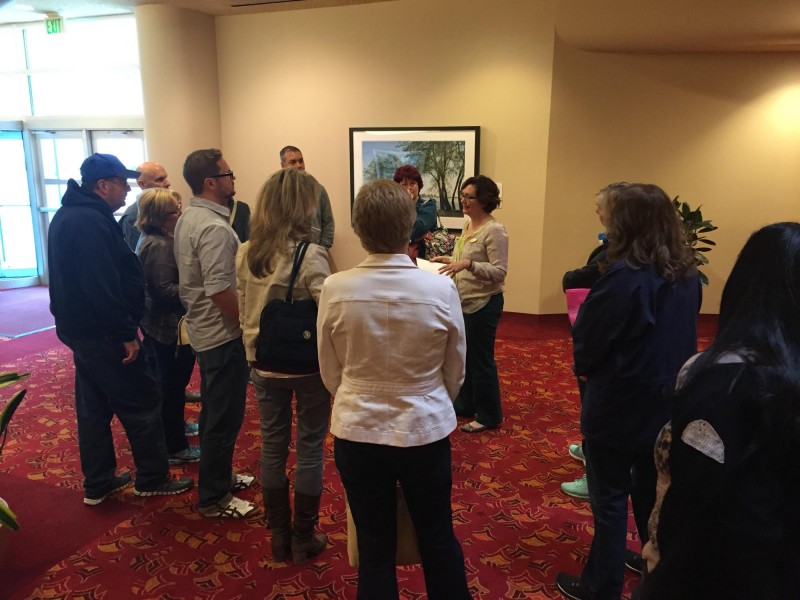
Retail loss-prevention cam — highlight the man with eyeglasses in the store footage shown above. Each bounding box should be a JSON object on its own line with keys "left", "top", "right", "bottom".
{"left": 173, "top": 148, "right": 258, "bottom": 519}
{"left": 118, "top": 162, "right": 171, "bottom": 252}
{"left": 279, "top": 145, "right": 335, "bottom": 248}
{"left": 48, "top": 153, "right": 194, "bottom": 506}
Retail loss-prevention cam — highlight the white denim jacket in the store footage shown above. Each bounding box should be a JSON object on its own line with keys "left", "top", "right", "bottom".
{"left": 317, "top": 253, "right": 466, "bottom": 447}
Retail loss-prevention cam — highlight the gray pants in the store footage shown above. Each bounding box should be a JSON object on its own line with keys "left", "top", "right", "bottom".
{"left": 251, "top": 370, "right": 331, "bottom": 496}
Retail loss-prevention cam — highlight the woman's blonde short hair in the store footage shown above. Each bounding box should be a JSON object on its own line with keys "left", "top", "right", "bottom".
{"left": 353, "top": 180, "right": 415, "bottom": 254}
{"left": 135, "top": 188, "right": 181, "bottom": 235}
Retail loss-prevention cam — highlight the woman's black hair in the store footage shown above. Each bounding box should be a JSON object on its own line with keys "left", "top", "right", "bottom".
{"left": 683, "top": 222, "right": 800, "bottom": 439}
{"left": 461, "top": 175, "right": 501, "bottom": 213}
{"left": 704, "top": 222, "right": 800, "bottom": 368}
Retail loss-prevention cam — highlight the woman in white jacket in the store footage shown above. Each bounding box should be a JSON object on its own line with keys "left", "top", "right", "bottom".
{"left": 317, "top": 179, "right": 471, "bottom": 600}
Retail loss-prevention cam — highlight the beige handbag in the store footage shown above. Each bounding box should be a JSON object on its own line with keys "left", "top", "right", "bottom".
{"left": 345, "top": 485, "right": 422, "bottom": 567}
{"left": 176, "top": 316, "right": 190, "bottom": 347}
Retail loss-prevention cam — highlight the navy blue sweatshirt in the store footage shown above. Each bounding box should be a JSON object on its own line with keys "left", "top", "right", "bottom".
{"left": 48, "top": 179, "right": 145, "bottom": 343}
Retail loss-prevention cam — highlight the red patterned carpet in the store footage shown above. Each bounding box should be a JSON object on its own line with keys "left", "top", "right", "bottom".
{"left": 0, "top": 327, "right": 683, "bottom": 599}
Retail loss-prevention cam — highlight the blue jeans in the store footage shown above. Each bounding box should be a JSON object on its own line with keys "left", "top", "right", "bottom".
{"left": 581, "top": 439, "right": 656, "bottom": 599}
{"left": 65, "top": 335, "right": 169, "bottom": 495}
{"left": 454, "top": 293, "right": 504, "bottom": 426}
{"left": 335, "top": 436, "right": 471, "bottom": 600}
{"left": 195, "top": 337, "right": 249, "bottom": 508}
{"left": 142, "top": 334, "right": 195, "bottom": 454}
{"left": 251, "top": 370, "right": 331, "bottom": 495}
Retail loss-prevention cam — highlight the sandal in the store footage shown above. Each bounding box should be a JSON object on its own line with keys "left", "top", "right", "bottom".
{"left": 459, "top": 421, "right": 496, "bottom": 433}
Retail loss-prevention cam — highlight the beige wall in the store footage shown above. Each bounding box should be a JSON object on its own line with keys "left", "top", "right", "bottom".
{"left": 214, "top": 0, "right": 558, "bottom": 313}
{"left": 137, "top": 0, "right": 800, "bottom": 314}
{"left": 136, "top": 4, "right": 223, "bottom": 200}
{"left": 541, "top": 39, "right": 800, "bottom": 314}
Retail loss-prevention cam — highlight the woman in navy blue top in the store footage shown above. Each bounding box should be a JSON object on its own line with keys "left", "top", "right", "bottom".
{"left": 556, "top": 184, "right": 701, "bottom": 600}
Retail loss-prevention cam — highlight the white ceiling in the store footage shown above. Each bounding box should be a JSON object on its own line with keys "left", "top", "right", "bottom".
{"left": 2, "top": 0, "right": 800, "bottom": 51}
{"left": 0, "top": 0, "right": 387, "bottom": 25}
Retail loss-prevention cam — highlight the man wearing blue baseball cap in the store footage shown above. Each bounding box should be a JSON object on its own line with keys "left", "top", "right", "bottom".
{"left": 48, "top": 153, "right": 194, "bottom": 506}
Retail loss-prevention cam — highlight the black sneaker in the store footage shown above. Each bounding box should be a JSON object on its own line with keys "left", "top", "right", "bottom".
{"left": 556, "top": 572, "right": 590, "bottom": 600}
{"left": 134, "top": 474, "right": 194, "bottom": 497}
{"left": 84, "top": 472, "right": 132, "bottom": 506}
{"left": 625, "top": 549, "right": 645, "bottom": 575}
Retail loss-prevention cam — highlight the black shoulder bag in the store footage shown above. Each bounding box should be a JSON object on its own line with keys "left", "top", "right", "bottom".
{"left": 254, "top": 241, "right": 319, "bottom": 374}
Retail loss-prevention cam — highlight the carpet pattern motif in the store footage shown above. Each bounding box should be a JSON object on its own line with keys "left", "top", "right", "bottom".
{"left": 1, "top": 339, "right": 646, "bottom": 599}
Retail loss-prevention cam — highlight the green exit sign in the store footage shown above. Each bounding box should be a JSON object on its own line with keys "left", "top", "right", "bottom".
{"left": 45, "top": 17, "right": 64, "bottom": 35}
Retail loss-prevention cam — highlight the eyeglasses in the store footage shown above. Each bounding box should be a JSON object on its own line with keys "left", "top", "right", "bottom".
{"left": 460, "top": 193, "right": 477, "bottom": 201}
{"left": 209, "top": 171, "right": 235, "bottom": 181}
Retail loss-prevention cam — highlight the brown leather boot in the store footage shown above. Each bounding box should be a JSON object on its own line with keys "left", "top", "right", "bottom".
{"left": 263, "top": 485, "right": 291, "bottom": 562}
{"left": 291, "top": 491, "right": 328, "bottom": 564}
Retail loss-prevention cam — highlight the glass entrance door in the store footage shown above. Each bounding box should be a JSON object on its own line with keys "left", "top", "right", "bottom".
{"left": 0, "top": 130, "right": 38, "bottom": 278}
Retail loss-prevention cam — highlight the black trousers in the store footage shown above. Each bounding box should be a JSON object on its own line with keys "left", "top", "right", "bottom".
{"left": 335, "top": 436, "right": 471, "bottom": 600}
{"left": 581, "top": 439, "right": 656, "bottom": 600}
{"left": 142, "top": 334, "right": 195, "bottom": 454}
{"left": 194, "top": 337, "right": 249, "bottom": 507}
{"left": 65, "top": 335, "right": 169, "bottom": 495}
{"left": 454, "top": 293, "right": 504, "bottom": 427}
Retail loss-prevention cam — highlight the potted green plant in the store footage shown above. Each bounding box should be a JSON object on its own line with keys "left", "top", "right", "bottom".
{"left": 0, "top": 372, "right": 29, "bottom": 538}
{"left": 674, "top": 197, "right": 717, "bottom": 286}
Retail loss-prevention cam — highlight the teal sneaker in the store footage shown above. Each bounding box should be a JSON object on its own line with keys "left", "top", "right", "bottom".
{"left": 560, "top": 473, "right": 589, "bottom": 499}
{"left": 568, "top": 443, "right": 586, "bottom": 464}
{"left": 168, "top": 445, "right": 201, "bottom": 465}
{"left": 184, "top": 421, "right": 199, "bottom": 437}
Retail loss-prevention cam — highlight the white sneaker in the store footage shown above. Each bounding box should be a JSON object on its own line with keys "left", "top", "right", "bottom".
{"left": 231, "top": 473, "right": 255, "bottom": 492}
{"left": 200, "top": 495, "right": 260, "bottom": 519}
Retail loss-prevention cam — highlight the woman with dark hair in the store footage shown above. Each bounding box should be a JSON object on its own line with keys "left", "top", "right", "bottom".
{"left": 392, "top": 164, "right": 437, "bottom": 259}
{"left": 640, "top": 222, "right": 800, "bottom": 600}
{"left": 236, "top": 168, "right": 331, "bottom": 564}
{"left": 318, "top": 179, "right": 470, "bottom": 600}
{"left": 431, "top": 175, "right": 508, "bottom": 433}
{"left": 136, "top": 188, "right": 200, "bottom": 465}
{"left": 556, "top": 183, "right": 701, "bottom": 600}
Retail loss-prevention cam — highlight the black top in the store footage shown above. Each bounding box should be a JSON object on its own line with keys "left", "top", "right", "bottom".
{"left": 48, "top": 179, "right": 145, "bottom": 343}
{"left": 562, "top": 241, "right": 607, "bottom": 291}
{"left": 643, "top": 362, "right": 800, "bottom": 599}
{"left": 228, "top": 198, "right": 251, "bottom": 243}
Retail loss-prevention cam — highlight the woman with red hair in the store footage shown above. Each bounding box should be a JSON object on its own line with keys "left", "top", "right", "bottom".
{"left": 393, "top": 165, "right": 437, "bottom": 259}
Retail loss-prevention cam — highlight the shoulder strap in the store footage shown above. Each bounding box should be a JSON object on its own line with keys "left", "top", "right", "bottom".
{"left": 228, "top": 200, "right": 238, "bottom": 226}
{"left": 285, "top": 241, "right": 310, "bottom": 304}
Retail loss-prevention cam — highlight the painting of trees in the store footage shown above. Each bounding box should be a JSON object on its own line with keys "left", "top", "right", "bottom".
{"left": 352, "top": 127, "right": 479, "bottom": 225}
{"left": 397, "top": 141, "right": 465, "bottom": 212}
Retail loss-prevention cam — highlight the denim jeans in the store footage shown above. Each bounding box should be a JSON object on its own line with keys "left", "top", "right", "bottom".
{"left": 250, "top": 370, "right": 331, "bottom": 495}
{"left": 581, "top": 439, "right": 657, "bottom": 600}
{"left": 65, "top": 335, "right": 169, "bottom": 495}
{"left": 194, "top": 337, "right": 249, "bottom": 508}
{"left": 454, "top": 293, "right": 504, "bottom": 426}
{"left": 142, "top": 334, "right": 195, "bottom": 454}
{"left": 335, "top": 436, "right": 471, "bottom": 600}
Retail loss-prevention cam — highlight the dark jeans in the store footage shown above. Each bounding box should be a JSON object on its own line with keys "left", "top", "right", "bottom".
{"left": 195, "top": 337, "right": 249, "bottom": 508}
{"left": 335, "top": 436, "right": 471, "bottom": 600}
{"left": 581, "top": 439, "right": 656, "bottom": 600}
{"left": 454, "top": 293, "right": 504, "bottom": 427}
{"left": 142, "top": 334, "right": 195, "bottom": 454}
{"left": 251, "top": 370, "right": 331, "bottom": 495}
{"left": 65, "top": 335, "right": 169, "bottom": 495}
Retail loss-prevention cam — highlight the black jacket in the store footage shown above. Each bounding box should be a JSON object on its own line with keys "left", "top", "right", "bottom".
{"left": 572, "top": 262, "right": 701, "bottom": 450}
{"left": 48, "top": 179, "right": 145, "bottom": 343}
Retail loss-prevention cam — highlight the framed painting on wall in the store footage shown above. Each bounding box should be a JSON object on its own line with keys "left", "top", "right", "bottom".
{"left": 349, "top": 126, "right": 480, "bottom": 229}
